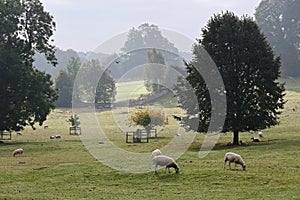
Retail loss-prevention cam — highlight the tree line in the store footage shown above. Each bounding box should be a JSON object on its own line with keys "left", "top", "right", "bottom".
{"left": 0, "top": 0, "right": 294, "bottom": 146}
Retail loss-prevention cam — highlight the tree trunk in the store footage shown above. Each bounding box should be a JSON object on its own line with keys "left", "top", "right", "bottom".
{"left": 233, "top": 130, "right": 239, "bottom": 145}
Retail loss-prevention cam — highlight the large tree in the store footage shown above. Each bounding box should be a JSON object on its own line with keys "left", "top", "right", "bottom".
{"left": 255, "top": 0, "right": 300, "bottom": 77}
{"left": 0, "top": 0, "right": 57, "bottom": 132}
{"left": 121, "top": 23, "right": 178, "bottom": 53}
{"left": 175, "top": 12, "right": 285, "bottom": 145}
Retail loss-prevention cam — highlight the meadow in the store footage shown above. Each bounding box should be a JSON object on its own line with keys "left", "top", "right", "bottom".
{"left": 0, "top": 79, "right": 300, "bottom": 199}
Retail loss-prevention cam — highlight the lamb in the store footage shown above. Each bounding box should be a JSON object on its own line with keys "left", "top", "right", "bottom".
{"left": 13, "top": 148, "right": 24, "bottom": 157}
{"left": 224, "top": 152, "right": 246, "bottom": 170}
{"left": 151, "top": 149, "right": 162, "bottom": 159}
{"left": 152, "top": 155, "right": 179, "bottom": 174}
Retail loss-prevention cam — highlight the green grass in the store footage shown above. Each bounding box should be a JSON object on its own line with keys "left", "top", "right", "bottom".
{"left": 115, "top": 80, "right": 149, "bottom": 102}
{"left": 1, "top": 85, "right": 300, "bottom": 199}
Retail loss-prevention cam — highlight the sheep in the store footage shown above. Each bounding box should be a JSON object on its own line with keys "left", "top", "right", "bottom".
{"left": 258, "top": 131, "right": 264, "bottom": 138}
{"left": 239, "top": 140, "right": 248, "bottom": 146}
{"left": 50, "top": 135, "right": 55, "bottom": 139}
{"left": 151, "top": 149, "right": 162, "bottom": 159}
{"left": 55, "top": 135, "right": 61, "bottom": 139}
{"left": 152, "top": 155, "right": 179, "bottom": 174}
{"left": 13, "top": 148, "right": 24, "bottom": 157}
{"left": 251, "top": 137, "right": 260, "bottom": 142}
{"left": 224, "top": 152, "right": 246, "bottom": 170}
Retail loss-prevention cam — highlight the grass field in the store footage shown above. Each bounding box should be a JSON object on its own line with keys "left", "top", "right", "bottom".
{"left": 1, "top": 80, "right": 300, "bottom": 199}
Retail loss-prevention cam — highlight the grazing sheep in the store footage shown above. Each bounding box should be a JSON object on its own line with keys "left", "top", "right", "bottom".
{"left": 13, "top": 148, "right": 24, "bottom": 157}
{"left": 258, "top": 131, "right": 264, "bottom": 138}
{"left": 151, "top": 149, "right": 162, "bottom": 159}
{"left": 224, "top": 152, "right": 246, "bottom": 170}
{"left": 251, "top": 137, "right": 260, "bottom": 142}
{"left": 239, "top": 140, "right": 248, "bottom": 146}
{"left": 55, "top": 135, "right": 61, "bottom": 139}
{"left": 226, "top": 142, "right": 233, "bottom": 146}
{"left": 50, "top": 135, "right": 55, "bottom": 139}
{"left": 152, "top": 155, "right": 179, "bottom": 174}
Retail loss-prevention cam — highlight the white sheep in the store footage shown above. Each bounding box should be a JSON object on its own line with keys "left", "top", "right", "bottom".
{"left": 251, "top": 137, "right": 260, "bottom": 142}
{"left": 13, "top": 148, "right": 24, "bottom": 157}
{"left": 151, "top": 149, "right": 162, "bottom": 159}
{"left": 258, "top": 131, "right": 264, "bottom": 138}
{"left": 224, "top": 152, "right": 246, "bottom": 170}
{"left": 152, "top": 155, "right": 179, "bottom": 174}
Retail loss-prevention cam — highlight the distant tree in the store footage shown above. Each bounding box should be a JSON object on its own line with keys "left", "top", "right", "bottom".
{"left": 121, "top": 23, "right": 178, "bottom": 53}
{"left": 145, "top": 48, "right": 167, "bottom": 93}
{"left": 175, "top": 12, "right": 285, "bottom": 145}
{"left": 0, "top": 0, "right": 57, "bottom": 132}
{"left": 55, "top": 57, "right": 81, "bottom": 107}
{"left": 80, "top": 59, "right": 115, "bottom": 106}
{"left": 55, "top": 58, "right": 115, "bottom": 107}
{"left": 255, "top": 0, "right": 300, "bottom": 77}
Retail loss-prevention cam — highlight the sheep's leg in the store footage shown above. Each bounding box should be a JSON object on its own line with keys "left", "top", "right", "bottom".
{"left": 235, "top": 163, "right": 237, "bottom": 170}
{"left": 229, "top": 162, "right": 231, "bottom": 169}
{"left": 224, "top": 161, "right": 227, "bottom": 169}
{"left": 155, "top": 165, "right": 158, "bottom": 174}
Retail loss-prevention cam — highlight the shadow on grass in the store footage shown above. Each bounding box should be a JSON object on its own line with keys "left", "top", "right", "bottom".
{"left": 188, "top": 140, "right": 277, "bottom": 152}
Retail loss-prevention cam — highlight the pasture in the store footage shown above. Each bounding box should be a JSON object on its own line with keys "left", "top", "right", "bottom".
{"left": 1, "top": 81, "right": 300, "bottom": 199}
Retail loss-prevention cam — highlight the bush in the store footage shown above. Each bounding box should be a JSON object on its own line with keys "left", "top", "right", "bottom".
{"left": 130, "top": 107, "right": 164, "bottom": 128}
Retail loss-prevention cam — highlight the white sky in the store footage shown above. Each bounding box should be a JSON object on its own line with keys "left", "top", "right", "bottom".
{"left": 41, "top": 0, "right": 262, "bottom": 52}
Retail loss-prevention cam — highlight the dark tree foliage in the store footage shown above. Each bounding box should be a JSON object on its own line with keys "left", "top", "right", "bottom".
{"left": 176, "top": 12, "right": 285, "bottom": 145}
{"left": 255, "top": 0, "right": 300, "bottom": 77}
{"left": 0, "top": 0, "right": 57, "bottom": 131}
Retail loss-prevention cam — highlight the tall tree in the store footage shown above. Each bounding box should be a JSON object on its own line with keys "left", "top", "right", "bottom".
{"left": 145, "top": 48, "right": 167, "bottom": 93}
{"left": 255, "top": 0, "right": 300, "bottom": 77}
{"left": 121, "top": 23, "right": 178, "bottom": 53}
{"left": 55, "top": 57, "right": 81, "bottom": 107}
{"left": 0, "top": 0, "right": 57, "bottom": 131}
{"left": 175, "top": 12, "right": 285, "bottom": 145}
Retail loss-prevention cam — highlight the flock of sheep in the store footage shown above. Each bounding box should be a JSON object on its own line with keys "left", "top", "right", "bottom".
{"left": 12, "top": 131, "right": 266, "bottom": 173}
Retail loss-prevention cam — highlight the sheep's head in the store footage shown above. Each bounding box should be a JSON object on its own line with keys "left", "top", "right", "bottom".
{"left": 242, "top": 164, "right": 246, "bottom": 170}
{"left": 167, "top": 162, "right": 179, "bottom": 173}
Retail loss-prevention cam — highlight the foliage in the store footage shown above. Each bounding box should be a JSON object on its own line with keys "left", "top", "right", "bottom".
{"left": 255, "top": 0, "right": 300, "bottom": 77}
{"left": 55, "top": 57, "right": 80, "bottom": 107}
{"left": 145, "top": 48, "right": 167, "bottom": 93}
{"left": 67, "top": 114, "right": 80, "bottom": 127}
{"left": 0, "top": 0, "right": 57, "bottom": 131}
{"left": 130, "top": 107, "right": 165, "bottom": 128}
{"left": 121, "top": 23, "right": 178, "bottom": 53}
{"left": 55, "top": 58, "right": 115, "bottom": 107}
{"left": 175, "top": 12, "right": 285, "bottom": 145}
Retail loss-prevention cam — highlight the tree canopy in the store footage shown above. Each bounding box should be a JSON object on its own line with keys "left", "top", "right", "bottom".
{"left": 175, "top": 12, "right": 285, "bottom": 145}
{"left": 121, "top": 23, "right": 178, "bottom": 53}
{"left": 0, "top": 0, "right": 57, "bottom": 131}
{"left": 255, "top": 0, "right": 300, "bottom": 77}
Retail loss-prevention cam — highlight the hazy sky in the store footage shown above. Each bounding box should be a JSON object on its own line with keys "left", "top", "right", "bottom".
{"left": 41, "top": 0, "right": 262, "bottom": 52}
